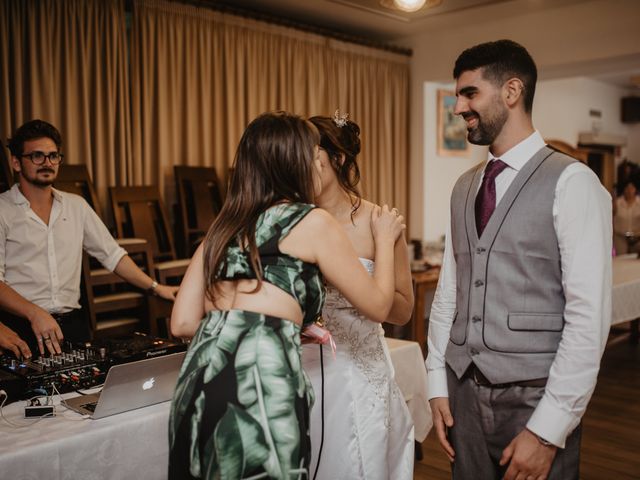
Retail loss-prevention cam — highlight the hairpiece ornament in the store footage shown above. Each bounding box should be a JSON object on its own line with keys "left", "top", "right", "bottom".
{"left": 333, "top": 109, "right": 349, "bottom": 128}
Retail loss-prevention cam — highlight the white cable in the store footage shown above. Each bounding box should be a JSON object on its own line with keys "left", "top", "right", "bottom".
{"left": 0, "top": 389, "right": 55, "bottom": 428}
{"left": 51, "top": 384, "right": 90, "bottom": 420}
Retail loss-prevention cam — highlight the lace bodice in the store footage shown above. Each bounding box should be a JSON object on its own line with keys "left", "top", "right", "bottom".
{"left": 323, "top": 258, "right": 384, "bottom": 337}
{"left": 322, "top": 258, "right": 390, "bottom": 399}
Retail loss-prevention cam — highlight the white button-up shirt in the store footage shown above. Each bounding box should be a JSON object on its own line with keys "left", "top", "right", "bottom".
{"left": 0, "top": 184, "right": 127, "bottom": 313}
{"left": 426, "top": 131, "right": 612, "bottom": 447}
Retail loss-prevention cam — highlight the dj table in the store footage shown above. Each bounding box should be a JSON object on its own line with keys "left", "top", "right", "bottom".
{"left": 0, "top": 338, "right": 429, "bottom": 479}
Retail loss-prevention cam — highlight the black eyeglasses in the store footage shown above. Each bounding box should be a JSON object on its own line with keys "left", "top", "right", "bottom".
{"left": 20, "top": 151, "right": 64, "bottom": 165}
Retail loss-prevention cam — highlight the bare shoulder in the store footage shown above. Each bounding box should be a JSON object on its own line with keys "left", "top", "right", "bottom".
{"left": 284, "top": 207, "right": 340, "bottom": 244}
{"left": 353, "top": 199, "right": 376, "bottom": 224}
{"left": 300, "top": 207, "right": 339, "bottom": 231}
{"left": 359, "top": 199, "right": 377, "bottom": 213}
{"left": 280, "top": 207, "right": 341, "bottom": 263}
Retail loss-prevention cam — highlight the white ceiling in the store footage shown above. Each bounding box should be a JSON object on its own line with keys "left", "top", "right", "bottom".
{"left": 213, "top": 0, "right": 640, "bottom": 89}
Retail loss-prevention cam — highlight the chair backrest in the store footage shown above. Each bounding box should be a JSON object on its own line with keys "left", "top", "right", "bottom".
{"left": 54, "top": 164, "right": 103, "bottom": 216}
{"left": 0, "top": 146, "right": 13, "bottom": 193}
{"left": 174, "top": 166, "right": 224, "bottom": 256}
{"left": 109, "top": 185, "right": 177, "bottom": 263}
{"left": 80, "top": 238, "right": 158, "bottom": 338}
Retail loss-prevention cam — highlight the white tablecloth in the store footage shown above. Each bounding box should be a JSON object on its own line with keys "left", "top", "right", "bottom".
{"left": 0, "top": 390, "right": 170, "bottom": 480}
{"left": 385, "top": 337, "right": 432, "bottom": 442}
{"left": 0, "top": 340, "right": 433, "bottom": 479}
{"left": 612, "top": 254, "right": 640, "bottom": 325}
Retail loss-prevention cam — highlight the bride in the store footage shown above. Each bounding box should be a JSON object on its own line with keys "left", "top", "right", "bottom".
{"left": 302, "top": 113, "right": 415, "bottom": 479}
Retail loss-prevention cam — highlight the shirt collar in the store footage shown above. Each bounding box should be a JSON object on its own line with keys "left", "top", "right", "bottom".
{"left": 488, "top": 130, "right": 545, "bottom": 172}
{"left": 9, "top": 183, "right": 64, "bottom": 205}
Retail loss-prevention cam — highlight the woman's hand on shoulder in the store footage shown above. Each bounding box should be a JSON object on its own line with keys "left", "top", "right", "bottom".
{"left": 371, "top": 204, "right": 405, "bottom": 244}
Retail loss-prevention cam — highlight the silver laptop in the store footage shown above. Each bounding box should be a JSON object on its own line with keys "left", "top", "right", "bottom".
{"left": 64, "top": 351, "right": 186, "bottom": 419}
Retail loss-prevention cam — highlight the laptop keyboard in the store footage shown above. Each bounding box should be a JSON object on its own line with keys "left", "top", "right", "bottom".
{"left": 81, "top": 402, "right": 97, "bottom": 412}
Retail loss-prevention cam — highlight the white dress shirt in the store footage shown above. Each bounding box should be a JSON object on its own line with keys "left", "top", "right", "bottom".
{"left": 0, "top": 184, "right": 127, "bottom": 313}
{"left": 426, "top": 131, "right": 612, "bottom": 448}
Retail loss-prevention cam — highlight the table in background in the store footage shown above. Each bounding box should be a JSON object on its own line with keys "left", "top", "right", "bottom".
{"left": 0, "top": 339, "right": 433, "bottom": 479}
{"left": 385, "top": 337, "right": 432, "bottom": 443}
{"left": 410, "top": 267, "right": 440, "bottom": 356}
{"left": 612, "top": 254, "right": 640, "bottom": 342}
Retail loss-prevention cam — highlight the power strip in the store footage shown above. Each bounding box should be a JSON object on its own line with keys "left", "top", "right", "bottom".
{"left": 24, "top": 405, "right": 55, "bottom": 418}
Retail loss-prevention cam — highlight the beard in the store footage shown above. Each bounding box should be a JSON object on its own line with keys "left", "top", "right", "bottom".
{"left": 462, "top": 103, "right": 508, "bottom": 146}
{"left": 22, "top": 167, "right": 56, "bottom": 187}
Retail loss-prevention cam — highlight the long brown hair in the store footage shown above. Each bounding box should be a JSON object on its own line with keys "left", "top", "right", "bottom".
{"left": 202, "top": 111, "right": 319, "bottom": 301}
{"left": 308, "top": 116, "right": 362, "bottom": 218}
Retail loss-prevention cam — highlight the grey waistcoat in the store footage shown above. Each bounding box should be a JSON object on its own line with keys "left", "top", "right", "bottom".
{"left": 445, "top": 146, "right": 575, "bottom": 384}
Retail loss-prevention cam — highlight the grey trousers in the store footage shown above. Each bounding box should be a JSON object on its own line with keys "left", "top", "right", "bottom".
{"left": 446, "top": 366, "right": 581, "bottom": 480}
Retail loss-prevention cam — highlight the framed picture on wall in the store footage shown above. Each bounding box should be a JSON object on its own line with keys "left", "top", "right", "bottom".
{"left": 437, "top": 89, "right": 470, "bottom": 157}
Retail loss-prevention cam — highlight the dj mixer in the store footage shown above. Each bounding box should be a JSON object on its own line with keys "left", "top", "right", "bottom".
{"left": 0, "top": 332, "right": 187, "bottom": 404}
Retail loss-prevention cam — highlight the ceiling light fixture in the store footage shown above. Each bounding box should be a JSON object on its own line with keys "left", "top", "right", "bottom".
{"left": 393, "top": 0, "right": 427, "bottom": 12}
{"left": 379, "top": 0, "right": 442, "bottom": 14}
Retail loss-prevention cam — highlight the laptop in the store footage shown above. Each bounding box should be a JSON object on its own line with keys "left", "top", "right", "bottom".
{"left": 64, "top": 351, "right": 186, "bottom": 419}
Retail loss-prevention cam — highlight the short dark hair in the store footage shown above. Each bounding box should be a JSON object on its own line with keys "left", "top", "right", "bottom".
{"left": 453, "top": 39, "right": 537, "bottom": 113}
{"left": 7, "top": 119, "right": 62, "bottom": 157}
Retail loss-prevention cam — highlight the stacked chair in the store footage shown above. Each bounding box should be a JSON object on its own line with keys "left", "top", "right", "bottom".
{"left": 53, "top": 165, "right": 158, "bottom": 338}
{"left": 109, "top": 185, "right": 192, "bottom": 335}
{"left": 174, "top": 166, "right": 224, "bottom": 257}
{"left": 109, "top": 185, "right": 191, "bottom": 286}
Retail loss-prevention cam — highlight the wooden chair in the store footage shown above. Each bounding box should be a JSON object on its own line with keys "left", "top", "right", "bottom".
{"left": 54, "top": 164, "right": 102, "bottom": 214}
{"left": 109, "top": 185, "right": 191, "bottom": 277}
{"left": 174, "top": 166, "right": 224, "bottom": 257}
{"left": 53, "top": 165, "right": 165, "bottom": 337}
{"left": 0, "top": 146, "right": 13, "bottom": 193}
{"left": 109, "top": 186, "right": 190, "bottom": 330}
{"left": 81, "top": 238, "right": 160, "bottom": 338}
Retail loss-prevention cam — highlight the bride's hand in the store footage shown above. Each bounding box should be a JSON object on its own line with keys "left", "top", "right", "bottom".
{"left": 371, "top": 204, "right": 405, "bottom": 243}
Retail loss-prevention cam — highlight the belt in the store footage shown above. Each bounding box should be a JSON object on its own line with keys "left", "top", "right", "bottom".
{"left": 467, "top": 364, "right": 547, "bottom": 389}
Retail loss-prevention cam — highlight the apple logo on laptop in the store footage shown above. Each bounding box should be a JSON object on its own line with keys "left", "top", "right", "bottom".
{"left": 142, "top": 377, "right": 155, "bottom": 390}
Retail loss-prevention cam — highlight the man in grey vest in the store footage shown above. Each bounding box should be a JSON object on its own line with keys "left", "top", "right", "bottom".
{"left": 426, "top": 40, "right": 612, "bottom": 479}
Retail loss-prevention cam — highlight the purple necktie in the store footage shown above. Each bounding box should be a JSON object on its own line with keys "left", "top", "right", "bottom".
{"left": 475, "top": 159, "right": 508, "bottom": 237}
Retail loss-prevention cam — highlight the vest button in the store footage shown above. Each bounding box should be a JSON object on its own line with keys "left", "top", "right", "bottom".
{"left": 472, "top": 315, "right": 481, "bottom": 323}
{"left": 470, "top": 348, "right": 479, "bottom": 356}
{"left": 474, "top": 279, "right": 484, "bottom": 287}
{"left": 476, "top": 247, "right": 486, "bottom": 254}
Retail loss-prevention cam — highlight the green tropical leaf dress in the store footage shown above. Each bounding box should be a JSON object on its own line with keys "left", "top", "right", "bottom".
{"left": 169, "top": 203, "right": 325, "bottom": 479}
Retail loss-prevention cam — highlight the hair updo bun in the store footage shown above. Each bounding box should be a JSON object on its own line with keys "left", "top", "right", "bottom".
{"left": 309, "top": 115, "right": 362, "bottom": 217}
{"left": 341, "top": 121, "right": 361, "bottom": 158}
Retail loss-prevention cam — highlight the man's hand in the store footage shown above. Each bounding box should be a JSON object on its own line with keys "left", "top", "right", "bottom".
{"left": 28, "top": 308, "right": 63, "bottom": 355}
{"left": 429, "top": 396, "right": 456, "bottom": 461}
{"left": 154, "top": 284, "right": 179, "bottom": 301}
{"left": 0, "top": 323, "right": 32, "bottom": 359}
{"left": 500, "top": 428, "right": 557, "bottom": 480}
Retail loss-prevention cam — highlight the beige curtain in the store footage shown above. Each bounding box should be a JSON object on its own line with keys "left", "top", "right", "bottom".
{"left": 0, "top": 0, "right": 131, "bottom": 212}
{"left": 130, "top": 0, "right": 410, "bottom": 216}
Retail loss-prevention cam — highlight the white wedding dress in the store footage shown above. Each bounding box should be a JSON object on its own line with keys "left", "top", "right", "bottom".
{"left": 301, "top": 258, "right": 415, "bottom": 480}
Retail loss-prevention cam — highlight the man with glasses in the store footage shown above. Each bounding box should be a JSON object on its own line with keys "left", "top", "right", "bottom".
{"left": 0, "top": 120, "right": 178, "bottom": 359}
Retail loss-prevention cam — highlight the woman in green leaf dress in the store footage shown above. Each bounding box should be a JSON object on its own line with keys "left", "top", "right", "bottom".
{"left": 168, "top": 111, "right": 405, "bottom": 480}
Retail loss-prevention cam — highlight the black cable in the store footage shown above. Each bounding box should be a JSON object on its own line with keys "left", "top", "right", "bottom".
{"left": 312, "top": 343, "right": 325, "bottom": 480}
